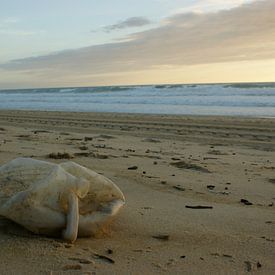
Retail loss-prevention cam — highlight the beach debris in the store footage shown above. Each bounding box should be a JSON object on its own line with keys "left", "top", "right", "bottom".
{"left": 128, "top": 165, "right": 138, "bottom": 170}
{"left": 207, "top": 185, "right": 215, "bottom": 190}
{"left": 17, "top": 134, "right": 31, "bottom": 138}
{"left": 173, "top": 185, "right": 185, "bottom": 191}
{"left": 142, "top": 138, "right": 161, "bottom": 143}
{"left": 79, "top": 146, "right": 88, "bottom": 150}
{"left": 32, "top": 130, "right": 50, "bottom": 134}
{"left": 48, "top": 152, "right": 73, "bottom": 159}
{"left": 240, "top": 199, "right": 253, "bottom": 205}
{"left": 126, "top": 149, "right": 135, "bottom": 152}
{"left": 185, "top": 205, "right": 213, "bottom": 209}
{"left": 217, "top": 191, "right": 230, "bottom": 195}
{"left": 141, "top": 206, "right": 153, "bottom": 210}
{"left": 145, "top": 175, "right": 160, "bottom": 179}
{"left": 222, "top": 254, "right": 233, "bottom": 258}
{"left": 93, "top": 253, "right": 115, "bottom": 264}
{"left": 268, "top": 178, "right": 275, "bottom": 184}
{"left": 84, "top": 136, "right": 93, "bottom": 141}
{"left": 152, "top": 234, "right": 170, "bottom": 241}
{"left": 0, "top": 158, "right": 125, "bottom": 243}
{"left": 180, "top": 255, "right": 186, "bottom": 259}
{"left": 0, "top": 127, "right": 6, "bottom": 131}
{"left": 160, "top": 180, "right": 167, "bottom": 185}
{"left": 261, "top": 236, "right": 274, "bottom": 242}
{"left": 93, "top": 144, "right": 106, "bottom": 149}
{"left": 170, "top": 161, "right": 211, "bottom": 173}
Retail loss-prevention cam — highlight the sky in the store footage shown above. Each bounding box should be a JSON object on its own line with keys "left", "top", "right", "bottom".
{"left": 0, "top": 0, "right": 275, "bottom": 89}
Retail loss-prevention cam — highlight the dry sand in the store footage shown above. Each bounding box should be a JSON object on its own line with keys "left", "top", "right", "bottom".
{"left": 0, "top": 110, "right": 274, "bottom": 274}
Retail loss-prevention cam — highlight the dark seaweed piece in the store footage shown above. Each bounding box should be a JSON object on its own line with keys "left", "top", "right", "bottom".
{"left": 173, "top": 185, "right": 185, "bottom": 191}
{"left": 170, "top": 161, "right": 211, "bottom": 173}
{"left": 152, "top": 234, "right": 170, "bottom": 241}
{"left": 94, "top": 253, "right": 115, "bottom": 264}
{"left": 185, "top": 205, "right": 213, "bottom": 209}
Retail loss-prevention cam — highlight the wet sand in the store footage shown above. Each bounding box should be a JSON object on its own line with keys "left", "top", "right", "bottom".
{"left": 0, "top": 110, "right": 274, "bottom": 274}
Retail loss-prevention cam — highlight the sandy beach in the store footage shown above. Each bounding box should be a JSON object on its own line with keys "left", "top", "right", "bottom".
{"left": 0, "top": 110, "right": 274, "bottom": 274}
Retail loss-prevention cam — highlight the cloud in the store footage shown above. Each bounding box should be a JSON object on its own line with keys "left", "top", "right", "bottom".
{"left": 1, "top": 0, "right": 275, "bottom": 87}
{"left": 103, "top": 16, "right": 151, "bottom": 32}
{"left": 175, "top": 0, "right": 255, "bottom": 13}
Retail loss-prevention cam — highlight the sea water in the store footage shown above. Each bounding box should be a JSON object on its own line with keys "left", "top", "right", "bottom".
{"left": 0, "top": 83, "right": 275, "bottom": 117}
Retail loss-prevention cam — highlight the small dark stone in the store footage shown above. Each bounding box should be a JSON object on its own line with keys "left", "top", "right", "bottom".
{"left": 240, "top": 199, "right": 253, "bottom": 205}
{"left": 207, "top": 185, "right": 215, "bottom": 190}
{"left": 257, "top": 261, "right": 262, "bottom": 268}
{"left": 128, "top": 166, "right": 138, "bottom": 170}
{"left": 107, "top": 249, "right": 113, "bottom": 255}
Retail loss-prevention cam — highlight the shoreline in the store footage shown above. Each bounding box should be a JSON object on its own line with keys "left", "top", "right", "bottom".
{"left": 1, "top": 108, "right": 275, "bottom": 119}
{"left": 0, "top": 110, "right": 274, "bottom": 274}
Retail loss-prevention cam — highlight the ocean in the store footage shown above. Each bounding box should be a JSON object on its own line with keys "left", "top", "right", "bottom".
{"left": 1, "top": 83, "right": 275, "bottom": 117}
